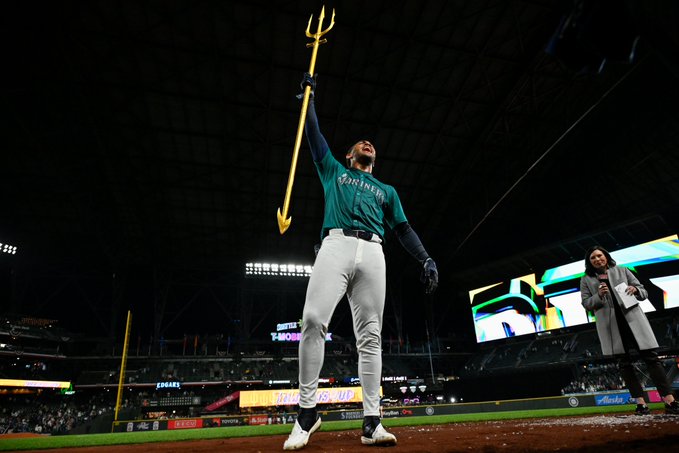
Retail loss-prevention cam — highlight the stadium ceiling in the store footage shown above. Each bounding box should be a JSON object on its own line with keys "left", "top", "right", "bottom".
{"left": 3, "top": 1, "right": 679, "bottom": 317}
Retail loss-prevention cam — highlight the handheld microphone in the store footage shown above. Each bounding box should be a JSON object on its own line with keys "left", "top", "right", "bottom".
{"left": 597, "top": 274, "right": 609, "bottom": 296}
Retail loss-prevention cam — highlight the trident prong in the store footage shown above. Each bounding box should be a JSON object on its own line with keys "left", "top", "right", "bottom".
{"left": 277, "top": 6, "right": 335, "bottom": 235}
{"left": 306, "top": 6, "right": 335, "bottom": 40}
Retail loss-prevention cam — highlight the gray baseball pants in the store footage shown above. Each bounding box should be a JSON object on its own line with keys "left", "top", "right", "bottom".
{"left": 298, "top": 229, "right": 385, "bottom": 416}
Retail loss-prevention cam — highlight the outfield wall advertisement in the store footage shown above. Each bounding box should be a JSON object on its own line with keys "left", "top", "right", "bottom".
{"left": 112, "top": 390, "right": 649, "bottom": 432}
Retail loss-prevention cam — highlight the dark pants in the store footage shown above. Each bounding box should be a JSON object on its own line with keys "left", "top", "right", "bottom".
{"left": 618, "top": 349, "right": 673, "bottom": 398}
{"left": 612, "top": 292, "right": 673, "bottom": 399}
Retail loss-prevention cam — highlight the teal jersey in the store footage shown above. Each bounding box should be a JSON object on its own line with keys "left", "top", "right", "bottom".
{"left": 315, "top": 151, "right": 407, "bottom": 239}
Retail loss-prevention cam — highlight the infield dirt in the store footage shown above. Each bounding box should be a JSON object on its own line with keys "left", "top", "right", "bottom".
{"left": 16, "top": 413, "right": 679, "bottom": 452}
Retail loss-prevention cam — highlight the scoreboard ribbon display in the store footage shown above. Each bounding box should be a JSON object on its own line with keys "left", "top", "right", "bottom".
{"left": 0, "top": 379, "right": 71, "bottom": 389}
{"left": 239, "top": 386, "right": 380, "bottom": 408}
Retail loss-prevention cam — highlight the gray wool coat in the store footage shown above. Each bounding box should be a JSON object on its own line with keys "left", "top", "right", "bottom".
{"left": 580, "top": 265, "right": 658, "bottom": 356}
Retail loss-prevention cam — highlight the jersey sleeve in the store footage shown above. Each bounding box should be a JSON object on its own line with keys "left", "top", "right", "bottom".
{"left": 314, "top": 150, "right": 344, "bottom": 187}
{"left": 384, "top": 186, "right": 408, "bottom": 229}
{"left": 305, "top": 100, "right": 330, "bottom": 162}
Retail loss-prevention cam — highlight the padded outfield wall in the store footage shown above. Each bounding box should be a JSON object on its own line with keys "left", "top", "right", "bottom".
{"left": 111, "top": 389, "right": 658, "bottom": 432}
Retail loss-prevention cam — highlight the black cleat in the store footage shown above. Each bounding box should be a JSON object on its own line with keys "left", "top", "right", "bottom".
{"left": 283, "top": 408, "right": 321, "bottom": 451}
{"left": 361, "top": 416, "right": 397, "bottom": 446}
{"left": 297, "top": 407, "right": 320, "bottom": 431}
{"left": 665, "top": 401, "right": 679, "bottom": 415}
{"left": 634, "top": 404, "right": 650, "bottom": 415}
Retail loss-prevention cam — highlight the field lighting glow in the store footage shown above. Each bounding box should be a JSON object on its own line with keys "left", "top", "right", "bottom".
{"left": 245, "top": 262, "right": 312, "bottom": 278}
{"left": 0, "top": 242, "right": 18, "bottom": 255}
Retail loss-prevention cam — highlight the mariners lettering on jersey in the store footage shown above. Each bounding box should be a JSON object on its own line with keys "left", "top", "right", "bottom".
{"left": 337, "top": 173, "right": 385, "bottom": 206}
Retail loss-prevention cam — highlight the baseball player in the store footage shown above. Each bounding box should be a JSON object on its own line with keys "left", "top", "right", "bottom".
{"left": 284, "top": 73, "right": 439, "bottom": 450}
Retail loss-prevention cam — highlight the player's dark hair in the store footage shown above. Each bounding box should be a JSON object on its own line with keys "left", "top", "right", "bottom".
{"left": 584, "top": 245, "right": 616, "bottom": 277}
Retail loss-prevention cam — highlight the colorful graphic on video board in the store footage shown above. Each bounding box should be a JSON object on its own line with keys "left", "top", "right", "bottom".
{"left": 470, "top": 235, "right": 679, "bottom": 343}
{"left": 239, "top": 386, "right": 381, "bottom": 408}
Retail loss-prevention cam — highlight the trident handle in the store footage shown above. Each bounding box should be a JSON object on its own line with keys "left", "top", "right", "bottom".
{"left": 277, "top": 6, "right": 335, "bottom": 235}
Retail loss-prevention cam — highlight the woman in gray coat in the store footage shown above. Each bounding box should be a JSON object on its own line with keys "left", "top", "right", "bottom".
{"left": 580, "top": 245, "right": 678, "bottom": 415}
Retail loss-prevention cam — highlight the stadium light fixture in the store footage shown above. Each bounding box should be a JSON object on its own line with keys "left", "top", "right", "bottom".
{"left": 245, "top": 262, "right": 313, "bottom": 278}
{"left": 0, "top": 242, "right": 18, "bottom": 255}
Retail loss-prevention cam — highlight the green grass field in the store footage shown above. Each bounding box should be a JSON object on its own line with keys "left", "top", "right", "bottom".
{"left": 0, "top": 403, "right": 665, "bottom": 451}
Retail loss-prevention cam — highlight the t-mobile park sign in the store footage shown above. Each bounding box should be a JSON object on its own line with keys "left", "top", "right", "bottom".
{"left": 271, "top": 321, "right": 332, "bottom": 342}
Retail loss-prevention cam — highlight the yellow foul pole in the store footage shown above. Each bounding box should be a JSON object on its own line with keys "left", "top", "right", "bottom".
{"left": 112, "top": 310, "right": 132, "bottom": 431}
{"left": 277, "top": 6, "right": 335, "bottom": 234}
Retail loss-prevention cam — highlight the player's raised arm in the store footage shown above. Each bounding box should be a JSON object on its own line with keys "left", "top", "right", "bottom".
{"left": 300, "top": 73, "right": 329, "bottom": 163}
{"left": 394, "top": 221, "right": 438, "bottom": 294}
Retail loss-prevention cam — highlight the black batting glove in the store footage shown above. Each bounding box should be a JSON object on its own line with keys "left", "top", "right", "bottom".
{"left": 420, "top": 258, "right": 438, "bottom": 294}
{"left": 297, "top": 72, "right": 317, "bottom": 100}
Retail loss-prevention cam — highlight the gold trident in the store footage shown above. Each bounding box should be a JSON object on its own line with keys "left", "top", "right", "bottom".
{"left": 277, "top": 6, "right": 335, "bottom": 234}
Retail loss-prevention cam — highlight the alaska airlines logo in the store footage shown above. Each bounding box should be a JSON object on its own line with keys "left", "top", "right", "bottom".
{"left": 337, "top": 173, "right": 385, "bottom": 205}
{"left": 595, "top": 393, "right": 630, "bottom": 406}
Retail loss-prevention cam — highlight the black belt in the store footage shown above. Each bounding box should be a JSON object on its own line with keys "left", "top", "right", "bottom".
{"left": 342, "top": 229, "right": 378, "bottom": 242}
